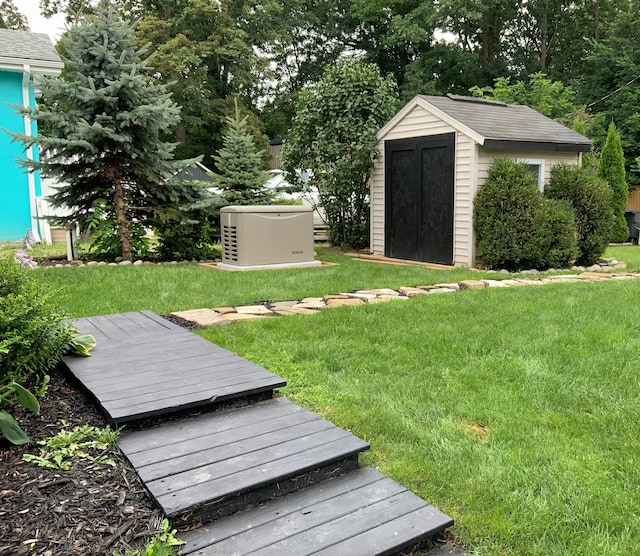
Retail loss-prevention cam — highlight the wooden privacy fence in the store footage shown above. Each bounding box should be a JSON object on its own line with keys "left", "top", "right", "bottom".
{"left": 627, "top": 186, "right": 640, "bottom": 210}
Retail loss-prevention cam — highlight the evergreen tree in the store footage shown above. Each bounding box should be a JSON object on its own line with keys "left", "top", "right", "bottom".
{"left": 12, "top": 1, "right": 193, "bottom": 261}
{"left": 213, "top": 99, "right": 273, "bottom": 205}
{"left": 598, "top": 122, "right": 629, "bottom": 242}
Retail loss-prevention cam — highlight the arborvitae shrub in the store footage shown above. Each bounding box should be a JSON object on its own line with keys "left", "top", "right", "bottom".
{"left": 0, "top": 259, "right": 73, "bottom": 385}
{"left": 598, "top": 122, "right": 629, "bottom": 242}
{"left": 474, "top": 158, "right": 581, "bottom": 270}
{"left": 545, "top": 164, "right": 613, "bottom": 266}
{"left": 539, "top": 199, "right": 579, "bottom": 269}
{"left": 474, "top": 159, "right": 545, "bottom": 269}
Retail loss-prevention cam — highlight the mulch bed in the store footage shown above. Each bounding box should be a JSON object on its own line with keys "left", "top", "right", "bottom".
{"left": 0, "top": 365, "right": 164, "bottom": 555}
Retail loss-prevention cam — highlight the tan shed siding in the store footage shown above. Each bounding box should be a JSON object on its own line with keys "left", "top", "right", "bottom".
{"left": 371, "top": 145, "right": 385, "bottom": 254}
{"left": 382, "top": 105, "right": 457, "bottom": 141}
{"left": 477, "top": 149, "right": 581, "bottom": 186}
{"left": 453, "top": 133, "right": 474, "bottom": 266}
{"left": 371, "top": 104, "right": 459, "bottom": 256}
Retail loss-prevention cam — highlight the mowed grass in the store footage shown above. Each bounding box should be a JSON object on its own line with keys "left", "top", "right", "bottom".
{"left": 34, "top": 246, "right": 491, "bottom": 317}
{"left": 198, "top": 279, "right": 640, "bottom": 556}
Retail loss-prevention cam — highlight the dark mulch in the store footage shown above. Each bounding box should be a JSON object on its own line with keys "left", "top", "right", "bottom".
{"left": 0, "top": 365, "right": 164, "bottom": 555}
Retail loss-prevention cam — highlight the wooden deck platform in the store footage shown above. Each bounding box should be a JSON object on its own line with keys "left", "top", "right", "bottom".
{"left": 179, "top": 467, "right": 454, "bottom": 556}
{"left": 64, "top": 310, "right": 454, "bottom": 554}
{"left": 118, "top": 397, "right": 370, "bottom": 523}
{"left": 62, "top": 311, "right": 286, "bottom": 424}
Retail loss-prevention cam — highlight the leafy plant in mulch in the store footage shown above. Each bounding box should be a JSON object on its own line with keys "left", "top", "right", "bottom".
{"left": 0, "top": 256, "right": 96, "bottom": 444}
{"left": 22, "top": 424, "right": 119, "bottom": 470}
{"left": 113, "top": 519, "right": 184, "bottom": 556}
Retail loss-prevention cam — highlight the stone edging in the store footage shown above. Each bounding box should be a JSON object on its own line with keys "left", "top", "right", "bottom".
{"left": 170, "top": 271, "right": 640, "bottom": 328}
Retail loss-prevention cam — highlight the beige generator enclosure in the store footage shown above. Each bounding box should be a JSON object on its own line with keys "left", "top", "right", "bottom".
{"left": 219, "top": 206, "right": 321, "bottom": 270}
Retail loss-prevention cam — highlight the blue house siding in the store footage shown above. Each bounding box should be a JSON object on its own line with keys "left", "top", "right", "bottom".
{"left": 0, "top": 71, "right": 31, "bottom": 242}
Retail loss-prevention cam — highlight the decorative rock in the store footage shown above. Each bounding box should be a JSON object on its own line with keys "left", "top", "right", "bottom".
{"left": 55, "top": 263, "right": 64, "bottom": 267}
{"left": 212, "top": 307, "right": 236, "bottom": 315}
{"left": 222, "top": 313, "right": 267, "bottom": 322}
{"left": 614, "top": 262, "right": 627, "bottom": 269}
{"left": 143, "top": 261, "right": 154, "bottom": 265}
{"left": 236, "top": 305, "right": 273, "bottom": 315}
{"left": 529, "top": 269, "right": 540, "bottom": 275}
{"left": 434, "top": 282, "right": 461, "bottom": 291}
{"left": 341, "top": 292, "right": 377, "bottom": 300}
{"left": 586, "top": 264, "right": 602, "bottom": 272}
{"left": 499, "top": 269, "right": 510, "bottom": 274}
{"left": 377, "top": 294, "right": 409, "bottom": 301}
{"left": 171, "top": 309, "right": 226, "bottom": 327}
{"left": 323, "top": 294, "right": 350, "bottom": 300}
{"left": 86, "top": 261, "right": 98, "bottom": 266}
{"left": 119, "top": 260, "right": 132, "bottom": 265}
{"left": 302, "top": 297, "right": 324, "bottom": 303}
{"left": 275, "top": 307, "right": 317, "bottom": 315}
{"left": 169, "top": 261, "right": 178, "bottom": 264}
{"left": 427, "top": 288, "right": 457, "bottom": 294}
{"left": 399, "top": 286, "right": 430, "bottom": 296}
{"left": 296, "top": 301, "right": 327, "bottom": 309}
{"left": 358, "top": 288, "right": 399, "bottom": 296}
{"left": 481, "top": 280, "right": 507, "bottom": 287}
{"left": 133, "top": 260, "right": 143, "bottom": 266}
{"left": 326, "top": 298, "right": 364, "bottom": 308}
{"left": 97, "top": 261, "right": 108, "bottom": 266}
{"left": 459, "top": 280, "right": 486, "bottom": 290}
{"left": 108, "top": 263, "right": 118, "bottom": 266}
{"left": 115, "top": 256, "right": 123, "bottom": 263}
{"left": 270, "top": 300, "right": 300, "bottom": 308}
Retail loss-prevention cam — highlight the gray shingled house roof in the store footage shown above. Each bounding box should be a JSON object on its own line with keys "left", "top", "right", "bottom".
{"left": 414, "top": 94, "right": 591, "bottom": 152}
{"left": 0, "top": 28, "right": 61, "bottom": 65}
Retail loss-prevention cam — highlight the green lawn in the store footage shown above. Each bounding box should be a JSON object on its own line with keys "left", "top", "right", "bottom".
{"left": 199, "top": 279, "right": 640, "bottom": 556}
{"left": 31, "top": 243, "right": 640, "bottom": 555}
{"left": 34, "top": 246, "right": 493, "bottom": 317}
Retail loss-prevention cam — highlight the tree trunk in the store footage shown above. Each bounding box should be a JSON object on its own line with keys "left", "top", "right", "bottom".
{"left": 112, "top": 173, "right": 133, "bottom": 262}
{"left": 176, "top": 122, "right": 186, "bottom": 145}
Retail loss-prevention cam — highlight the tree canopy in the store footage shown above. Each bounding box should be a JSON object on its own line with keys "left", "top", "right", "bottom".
{"left": 33, "top": 0, "right": 640, "bottom": 184}
{"left": 14, "top": 1, "right": 194, "bottom": 261}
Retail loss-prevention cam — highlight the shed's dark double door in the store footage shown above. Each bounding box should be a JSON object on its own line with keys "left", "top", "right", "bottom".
{"left": 384, "top": 133, "right": 455, "bottom": 265}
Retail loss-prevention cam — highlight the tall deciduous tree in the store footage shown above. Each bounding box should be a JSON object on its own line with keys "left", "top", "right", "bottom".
{"left": 0, "top": 0, "right": 28, "bottom": 29}
{"left": 13, "top": 1, "right": 192, "bottom": 261}
{"left": 212, "top": 98, "right": 273, "bottom": 205}
{"left": 283, "top": 58, "right": 399, "bottom": 248}
{"left": 598, "top": 122, "right": 629, "bottom": 242}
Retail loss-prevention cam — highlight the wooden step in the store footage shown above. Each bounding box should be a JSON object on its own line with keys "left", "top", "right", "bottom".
{"left": 117, "top": 398, "right": 370, "bottom": 525}
{"left": 62, "top": 311, "right": 286, "bottom": 425}
{"left": 178, "top": 467, "right": 453, "bottom": 556}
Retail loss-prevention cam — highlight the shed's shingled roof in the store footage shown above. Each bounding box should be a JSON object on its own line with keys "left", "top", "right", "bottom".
{"left": 418, "top": 94, "right": 591, "bottom": 148}
{"left": 0, "top": 29, "right": 61, "bottom": 63}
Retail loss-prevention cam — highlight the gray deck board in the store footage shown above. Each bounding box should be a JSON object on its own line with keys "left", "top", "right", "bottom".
{"left": 118, "top": 398, "right": 370, "bottom": 518}
{"left": 63, "top": 311, "right": 286, "bottom": 424}
{"left": 179, "top": 467, "right": 453, "bottom": 556}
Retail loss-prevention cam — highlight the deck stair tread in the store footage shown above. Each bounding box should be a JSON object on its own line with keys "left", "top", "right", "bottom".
{"left": 67, "top": 310, "right": 454, "bottom": 553}
{"left": 178, "top": 466, "right": 453, "bottom": 556}
{"left": 118, "top": 397, "right": 370, "bottom": 518}
{"left": 62, "top": 311, "right": 286, "bottom": 424}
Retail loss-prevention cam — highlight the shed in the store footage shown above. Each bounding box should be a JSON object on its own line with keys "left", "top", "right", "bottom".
{"left": 0, "top": 29, "right": 63, "bottom": 242}
{"left": 370, "top": 94, "right": 592, "bottom": 267}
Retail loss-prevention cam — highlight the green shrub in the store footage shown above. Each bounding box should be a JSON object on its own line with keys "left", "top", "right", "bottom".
{"left": 0, "top": 259, "right": 74, "bottom": 386}
{"left": 598, "top": 122, "right": 629, "bottom": 242}
{"left": 155, "top": 185, "right": 224, "bottom": 262}
{"left": 474, "top": 158, "right": 548, "bottom": 270}
{"left": 538, "top": 199, "right": 579, "bottom": 269}
{"left": 545, "top": 164, "right": 613, "bottom": 266}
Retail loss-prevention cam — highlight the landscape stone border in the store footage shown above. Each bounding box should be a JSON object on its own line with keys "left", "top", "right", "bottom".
{"left": 170, "top": 270, "right": 640, "bottom": 328}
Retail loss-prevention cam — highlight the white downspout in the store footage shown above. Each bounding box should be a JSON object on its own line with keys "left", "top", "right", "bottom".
{"left": 22, "top": 64, "right": 42, "bottom": 242}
